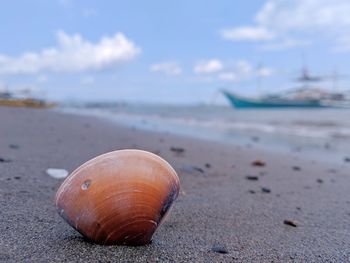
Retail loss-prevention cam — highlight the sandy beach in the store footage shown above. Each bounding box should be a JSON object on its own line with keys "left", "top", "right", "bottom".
{"left": 1, "top": 106, "right": 350, "bottom": 262}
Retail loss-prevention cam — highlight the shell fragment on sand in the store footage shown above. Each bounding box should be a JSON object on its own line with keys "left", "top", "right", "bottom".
{"left": 46, "top": 168, "right": 69, "bottom": 179}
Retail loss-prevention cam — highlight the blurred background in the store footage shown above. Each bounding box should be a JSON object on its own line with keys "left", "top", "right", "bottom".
{"left": 1, "top": 0, "right": 350, "bottom": 163}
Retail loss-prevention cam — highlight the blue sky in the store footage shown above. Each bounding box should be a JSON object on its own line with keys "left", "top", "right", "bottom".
{"left": 0, "top": 0, "right": 350, "bottom": 104}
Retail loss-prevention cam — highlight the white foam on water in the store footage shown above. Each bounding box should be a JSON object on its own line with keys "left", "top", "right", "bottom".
{"left": 57, "top": 104, "right": 350, "bottom": 164}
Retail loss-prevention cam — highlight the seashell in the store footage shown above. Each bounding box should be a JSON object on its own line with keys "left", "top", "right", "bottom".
{"left": 55, "top": 149, "right": 180, "bottom": 246}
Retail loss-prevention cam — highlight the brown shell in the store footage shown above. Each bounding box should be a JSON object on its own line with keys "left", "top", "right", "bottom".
{"left": 55, "top": 149, "right": 180, "bottom": 246}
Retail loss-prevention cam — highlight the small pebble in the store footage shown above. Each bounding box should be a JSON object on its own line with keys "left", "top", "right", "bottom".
{"left": 283, "top": 219, "right": 297, "bottom": 227}
{"left": 212, "top": 245, "right": 229, "bottom": 254}
{"left": 14, "top": 176, "right": 21, "bottom": 180}
{"left": 245, "top": 175, "right": 259, "bottom": 181}
{"left": 261, "top": 187, "right": 271, "bottom": 193}
{"left": 316, "top": 179, "right": 323, "bottom": 184}
{"left": 0, "top": 158, "right": 12, "bottom": 163}
{"left": 248, "top": 190, "right": 256, "bottom": 194}
{"left": 193, "top": 166, "right": 204, "bottom": 173}
{"left": 205, "top": 163, "right": 211, "bottom": 168}
{"left": 252, "top": 160, "right": 266, "bottom": 167}
{"left": 9, "top": 144, "right": 20, "bottom": 149}
{"left": 344, "top": 157, "right": 350, "bottom": 163}
{"left": 292, "top": 166, "right": 301, "bottom": 171}
{"left": 170, "top": 147, "right": 185, "bottom": 154}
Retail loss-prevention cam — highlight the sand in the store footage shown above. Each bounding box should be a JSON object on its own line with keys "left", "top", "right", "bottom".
{"left": 1, "top": 107, "right": 350, "bottom": 262}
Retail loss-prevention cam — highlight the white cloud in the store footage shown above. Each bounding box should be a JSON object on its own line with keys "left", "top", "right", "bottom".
{"left": 194, "top": 59, "right": 223, "bottom": 74}
{"left": 217, "top": 60, "right": 252, "bottom": 82}
{"left": 0, "top": 31, "right": 140, "bottom": 75}
{"left": 150, "top": 62, "right": 182, "bottom": 76}
{"left": 221, "top": 0, "right": 350, "bottom": 51}
{"left": 255, "top": 0, "right": 350, "bottom": 32}
{"left": 216, "top": 60, "right": 273, "bottom": 82}
{"left": 221, "top": 26, "right": 274, "bottom": 41}
{"left": 257, "top": 67, "right": 273, "bottom": 77}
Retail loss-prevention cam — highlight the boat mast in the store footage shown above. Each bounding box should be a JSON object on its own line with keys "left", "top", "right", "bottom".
{"left": 256, "top": 63, "right": 262, "bottom": 96}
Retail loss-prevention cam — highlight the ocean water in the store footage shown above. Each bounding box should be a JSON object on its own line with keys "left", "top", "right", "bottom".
{"left": 60, "top": 102, "right": 350, "bottom": 165}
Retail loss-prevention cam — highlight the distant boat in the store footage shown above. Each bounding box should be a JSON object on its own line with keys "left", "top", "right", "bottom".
{"left": 222, "top": 90, "right": 327, "bottom": 109}
{"left": 222, "top": 65, "right": 350, "bottom": 109}
{"left": 0, "top": 89, "right": 55, "bottom": 109}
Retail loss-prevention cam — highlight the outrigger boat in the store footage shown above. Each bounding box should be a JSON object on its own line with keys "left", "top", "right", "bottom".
{"left": 222, "top": 90, "right": 327, "bottom": 108}
{"left": 222, "top": 67, "right": 349, "bottom": 109}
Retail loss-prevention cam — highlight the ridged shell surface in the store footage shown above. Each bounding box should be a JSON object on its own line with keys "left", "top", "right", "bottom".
{"left": 55, "top": 149, "right": 180, "bottom": 246}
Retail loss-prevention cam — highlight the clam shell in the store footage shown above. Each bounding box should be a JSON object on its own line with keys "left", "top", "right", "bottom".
{"left": 55, "top": 149, "right": 180, "bottom": 246}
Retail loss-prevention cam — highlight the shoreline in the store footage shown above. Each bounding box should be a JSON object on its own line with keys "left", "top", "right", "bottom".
{"left": 57, "top": 106, "right": 350, "bottom": 166}
{"left": 1, "top": 106, "right": 350, "bottom": 262}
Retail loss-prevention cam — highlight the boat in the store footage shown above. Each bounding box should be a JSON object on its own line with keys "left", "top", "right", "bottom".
{"left": 222, "top": 66, "right": 349, "bottom": 109}
{"left": 0, "top": 89, "right": 55, "bottom": 109}
{"left": 222, "top": 90, "right": 327, "bottom": 109}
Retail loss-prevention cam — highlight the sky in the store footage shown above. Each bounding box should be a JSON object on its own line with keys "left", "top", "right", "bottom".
{"left": 0, "top": 0, "right": 350, "bottom": 104}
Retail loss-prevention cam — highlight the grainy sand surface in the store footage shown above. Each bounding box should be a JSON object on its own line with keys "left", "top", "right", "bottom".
{"left": 1, "top": 107, "right": 350, "bottom": 262}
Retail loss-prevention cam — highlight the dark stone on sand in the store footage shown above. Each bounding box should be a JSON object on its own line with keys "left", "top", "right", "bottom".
{"left": 248, "top": 190, "right": 256, "bottom": 194}
{"left": 193, "top": 166, "right": 205, "bottom": 173}
{"left": 344, "top": 157, "right": 350, "bottom": 163}
{"left": 296, "top": 207, "right": 301, "bottom": 210}
{"left": 261, "top": 187, "right": 271, "bottom": 193}
{"left": 9, "top": 144, "right": 20, "bottom": 149}
{"left": 245, "top": 175, "right": 259, "bottom": 181}
{"left": 180, "top": 165, "right": 205, "bottom": 174}
{"left": 14, "top": 176, "right": 21, "bottom": 180}
{"left": 284, "top": 220, "right": 297, "bottom": 227}
{"left": 170, "top": 146, "right": 185, "bottom": 154}
{"left": 252, "top": 160, "right": 266, "bottom": 167}
{"left": 205, "top": 163, "right": 211, "bottom": 168}
{"left": 0, "top": 157, "right": 12, "bottom": 163}
{"left": 292, "top": 166, "right": 301, "bottom": 171}
{"left": 212, "top": 245, "right": 229, "bottom": 254}
{"left": 317, "top": 179, "right": 323, "bottom": 184}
